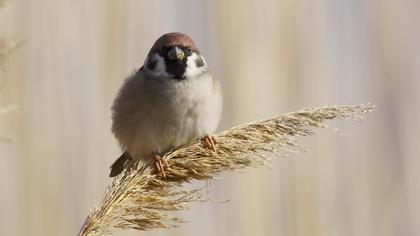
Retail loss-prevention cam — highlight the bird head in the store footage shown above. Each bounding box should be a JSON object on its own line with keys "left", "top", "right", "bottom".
{"left": 143, "top": 32, "right": 207, "bottom": 80}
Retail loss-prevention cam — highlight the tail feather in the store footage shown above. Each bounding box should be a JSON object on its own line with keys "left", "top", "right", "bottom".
{"left": 109, "top": 152, "right": 131, "bottom": 177}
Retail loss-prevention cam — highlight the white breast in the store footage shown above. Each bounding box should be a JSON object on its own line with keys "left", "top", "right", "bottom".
{"left": 111, "top": 69, "right": 222, "bottom": 162}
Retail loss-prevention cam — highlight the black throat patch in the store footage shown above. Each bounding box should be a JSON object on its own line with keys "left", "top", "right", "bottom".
{"left": 159, "top": 46, "right": 193, "bottom": 80}
{"left": 164, "top": 58, "right": 187, "bottom": 80}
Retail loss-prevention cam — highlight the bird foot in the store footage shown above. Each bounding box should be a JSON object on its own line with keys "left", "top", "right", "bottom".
{"left": 203, "top": 134, "right": 217, "bottom": 152}
{"left": 154, "top": 155, "right": 169, "bottom": 178}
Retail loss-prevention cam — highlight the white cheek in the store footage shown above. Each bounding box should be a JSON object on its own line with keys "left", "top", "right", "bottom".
{"left": 185, "top": 53, "right": 208, "bottom": 78}
{"left": 143, "top": 53, "right": 170, "bottom": 77}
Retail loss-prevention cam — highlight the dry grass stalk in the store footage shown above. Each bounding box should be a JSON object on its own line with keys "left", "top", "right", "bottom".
{"left": 0, "top": 0, "right": 20, "bottom": 69}
{"left": 0, "top": 0, "right": 18, "bottom": 143}
{"left": 0, "top": 39, "right": 20, "bottom": 69}
{"left": 0, "top": 0, "right": 16, "bottom": 73}
{"left": 79, "top": 104, "right": 374, "bottom": 236}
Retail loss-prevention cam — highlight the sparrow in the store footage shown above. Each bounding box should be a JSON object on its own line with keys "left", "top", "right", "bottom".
{"left": 109, "top": 32, "right": 223, "bottom": 177}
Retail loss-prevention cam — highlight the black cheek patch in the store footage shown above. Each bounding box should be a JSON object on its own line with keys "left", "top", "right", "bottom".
{"left": 195, "top": 56, "right": 205, "bottom": 68}
{"left": 146, "top": 59, "right": 157, "bottom": 70}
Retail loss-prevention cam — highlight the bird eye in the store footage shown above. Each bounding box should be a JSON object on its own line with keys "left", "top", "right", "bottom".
{"left": 187, "top": 47, "right": 192, "bottom": 52}
{"left": 159, "top": 47, "right": 170, "bottom": 55}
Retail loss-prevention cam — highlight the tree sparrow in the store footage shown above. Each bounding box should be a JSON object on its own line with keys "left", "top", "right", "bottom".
{"left": 109, "top": 32, "right": 223, "bottom": 177}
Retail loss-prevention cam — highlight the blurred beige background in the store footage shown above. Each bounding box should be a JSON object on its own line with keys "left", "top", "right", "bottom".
{"left": 1, "top": 0, "right": 420, "bottom": 235}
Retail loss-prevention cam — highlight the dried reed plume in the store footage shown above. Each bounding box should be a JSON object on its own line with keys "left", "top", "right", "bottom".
{"left": 79, "top": 104, "right": 374, "bottom": 236}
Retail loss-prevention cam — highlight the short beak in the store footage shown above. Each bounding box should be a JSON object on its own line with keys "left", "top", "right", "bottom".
{"left": 167, "top": 47, "right": 185, "bottom": 61}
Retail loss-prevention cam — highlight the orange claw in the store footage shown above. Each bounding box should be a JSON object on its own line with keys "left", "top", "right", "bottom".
{"left": 203, "top": 134, "right": 217, "bottom": 152}
{"left": 154, "top": 155, "right": 168, "bottom": 178}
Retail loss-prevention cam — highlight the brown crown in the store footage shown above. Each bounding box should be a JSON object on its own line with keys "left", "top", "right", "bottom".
{"left": 148, "top": 32, "right": 200, "bottom": 56}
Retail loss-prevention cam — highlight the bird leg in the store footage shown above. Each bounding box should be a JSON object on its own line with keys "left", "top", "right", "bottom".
{"left": 203, "top": 134, "right": 217, "bottom": 152}
{"left": 154, "top": 155, "right": 168, "bottom": 178}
